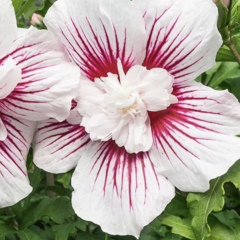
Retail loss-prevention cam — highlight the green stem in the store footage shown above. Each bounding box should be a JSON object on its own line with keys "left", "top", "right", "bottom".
{"left": 228, "top": 42, "right": 240, "bottom": 66}
{"left": 5, "top": 207, "right": 19, "bottom": 231}
{"left": 46, "top": 173, "right": 56, "bottom": 198}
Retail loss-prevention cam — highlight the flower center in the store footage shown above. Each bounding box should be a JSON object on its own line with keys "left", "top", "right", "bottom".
{"left": 78, "top": 59, "right": 178, "bottom": 154}
{"left": 119, "top": 102, "right": 137, "bottom": 114}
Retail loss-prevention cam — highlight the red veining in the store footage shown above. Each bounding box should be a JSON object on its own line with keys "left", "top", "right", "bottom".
{"left": 90, "top": 141, "right": 160, "bottom": 210}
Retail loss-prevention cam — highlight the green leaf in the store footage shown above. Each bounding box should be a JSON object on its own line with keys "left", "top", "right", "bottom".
{"left": 205, "top": 215, "right": 237, "bottom": 240}
{"left": 16, "top": 0, "right": 36, "bottom": 18}
{"left": 17, "top": 229, "right": 45, "bottom": 240}
{"left": 23, "top": 0, "right": 45, "bottom": 19}
{"left": 187, "top": 160, "right": 240, "bottom": 240}
{"left": 52, "top": 219, "right": 86, "bottom": 240}
{"left": 216, "top": 46, "right": 237, "bottom": 62}
{"left": 112, "top": 236, "right": 136, "bottom": 240}
{"left": 216, "top": 0, "right": 229, "bottom": 29}
{"left": 23, "top": 166, "right": 42, "bottom": 209}
{"left": 230, "top": 0, "right": 240, "bottom": 29}
{"left": 20, "top": 197, "right": 74, "bottom": 229}
{"left": 159, "top": 215, "right": 195, "bottom": 240}
{"left": 0, "top": 223, "right": 44, "bottom": 240}
{"left": 216, "top": 0, "right": 229, "bottom": 40}
{"left": 0, "top": 222, "right": 15, "bottom": 239}
{"left": 205, "top": 62, "right": 240, "bottom": 88}
{"left": 231, "top": 27, "right": 240, "bottom": 56}
{"left": 164, "top": 195, "right": 189, "bottom": 218}
{"left": 11, "top": 0, "right": 24, "bottom": 13}
{"left": 76, "top": 227, "right": 106, "bottom": 240}
{"left": 213, "top": 210, "right": 240, "bottom": 228}
{"left": 139, "top": 218, "right": 166, "bottom": 240}
{"left": 161, "top": 233, "right": 182, "bottom": 240}
{"left": 29, "top": 225, "right": 54, "bottom": 240}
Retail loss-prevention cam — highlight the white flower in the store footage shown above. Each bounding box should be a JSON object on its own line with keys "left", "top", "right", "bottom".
{"left": 0, "top": 0, "right": 80, "bottom": 208}
{"left": 33, "top": 0, "right": 240, "bottom": 237}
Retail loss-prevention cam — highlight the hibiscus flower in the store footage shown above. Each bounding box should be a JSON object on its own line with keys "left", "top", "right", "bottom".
{"left": 33, "top": 0, "right": 240, "bottom": 237}
{"left": 0, "top": 0, "right": 80, "bottom": 207}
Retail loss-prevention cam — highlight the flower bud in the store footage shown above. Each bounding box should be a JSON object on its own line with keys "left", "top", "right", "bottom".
{"left": 30, "top": 13, "right": 43, "bottom": 25}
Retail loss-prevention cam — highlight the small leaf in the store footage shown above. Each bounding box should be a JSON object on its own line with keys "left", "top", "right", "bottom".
{"left": 187, "top": 160, "right": 240, "bottom": 240}
{"left": 216, "top": 0, "right": 229, "bottom": 29}
{"left": 231, "top": 27, "right": 240, "bottom": 55}
{"left": 159, "top": 215, "right": 195, "bottom": 240}
{"left": 230, "top": 0, "right": 240, "bottom": 29}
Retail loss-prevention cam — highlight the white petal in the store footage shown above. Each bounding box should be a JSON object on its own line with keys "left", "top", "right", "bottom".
{"left": 0, "top": 57, "right": 21, "bottom": 99}
{"left": 72, "top": 141, "right": 175, "bottom": 238}
{"left": 127, "top": 66, "right": 176, "bottom": 112}
{"left": 44, "top": 0, "right": 146, "bottom": 80}
{"left": 0, "top": 113, "right": 35, "bottom": 207}
{"left": 135, "top": 0, "right": 222, "bottom": 84}
{"left": 67, "top": 106, "right": 83, "bottom": 125}
{"left": 0, "top": 118, "right": 7, "bottom": 141}
{"left": 0, "top": 0, "right": 17, "bottom": 59}
{"left": 149, "top": 82, "right": 240, "bottom": 192}
{"left": 0, "top": 27, "right": 80, "bottom": 122}
{"left": 124, "top": 116, "right": 153, "bottom": 154}
{"left": 33, "top": 119, "right": 89, "bottom": 173}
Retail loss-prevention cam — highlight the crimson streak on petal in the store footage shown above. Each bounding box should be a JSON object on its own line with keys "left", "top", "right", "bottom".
{"left": 61, "top": 18, "right": 134, "bottom": 80}
{"left": 91, "top": 141, "right": 158, "bottom": 207}
{"left": 33, "top": 119, "right": 90, "bottom": 173}
{"left": 43, "top": 0, "right": 146, "bottom": 81}
{"left": 0, "top": 27, "right": 79, "bottom": 122}
{"left": 138, "top": 0, "right": 222, "bottom": 84}
{"left": 72, "top": 140, "right": 175, "bottom": 237}
{"left": 149, "top": 82, "right": 240, "bottom": 192}
{"left": 0, "top": 112, "right": 35, "bottom": 207}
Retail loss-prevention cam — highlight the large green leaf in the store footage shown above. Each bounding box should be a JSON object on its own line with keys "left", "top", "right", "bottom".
{"left": 20, "top": 197, "right": 74, "bottom": 229}
{"left": 203, "top": 62, "right": 240, "bottom": 88}
{"left": 213, "top": 210, "right": 240, "bottom": 228}
{"left": 0, "top": 222, "right": 15, "bottom": 239}
{"left": 159, "top": 215, "right": 195, "bottom": 240}
{"left": 216, "top": 46, "right": 237, "bottom": 62}
{"left": 164, "top": 195, "right": 189, "bottom": 218}
{"left": 187, "top": 160, "right": 240, "bottom": 240}
{"left": 11, "top": 0, "right": 24, "bottom": 13}
{"left": 16, "top": 0, "right": 36, "bottom": 18}
{"left": 205, "top": 215, "right": 237, "bottom": 240}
